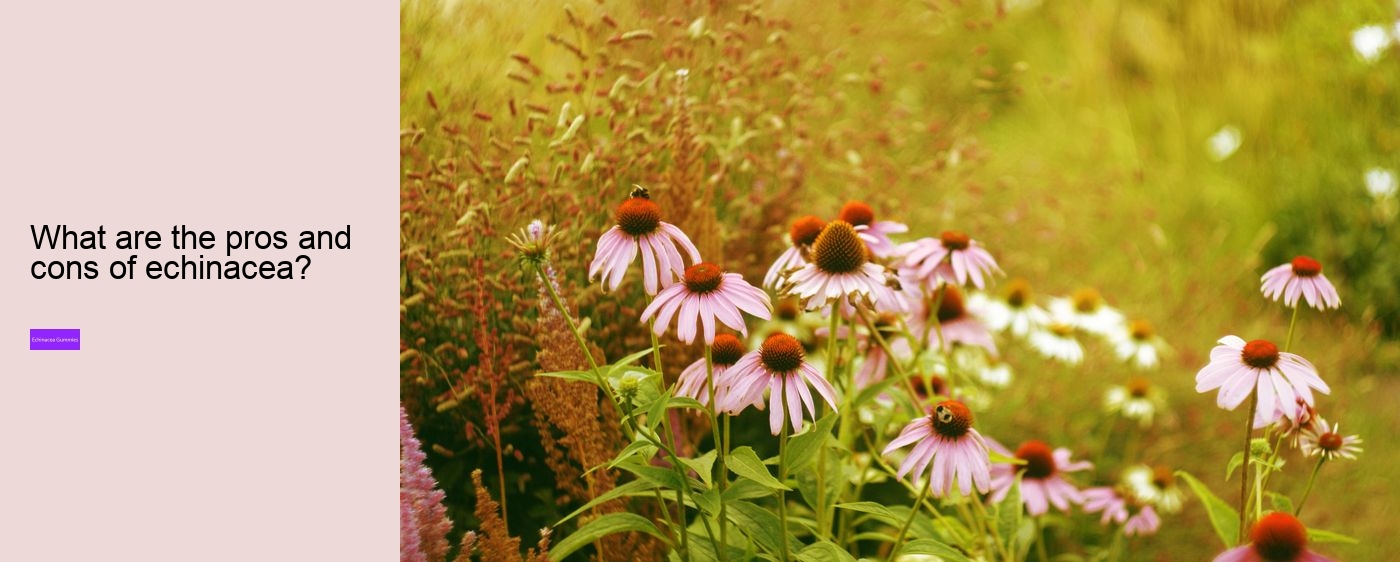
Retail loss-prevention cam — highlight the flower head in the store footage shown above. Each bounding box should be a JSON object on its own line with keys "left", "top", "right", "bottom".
{"left": 1213, "top": 512, "right": 1335, "bottom": 562}
{"left": 903, "top": 230, "right": 1003, "bottom": 290}
{"left": 1047, "top": 288, "right": 1124, "bottom": 336}
{"left": 1299, "top": 418, "right": 1363, "bottom": 461}
{"left": 1195, "top": 336, "right": 1330, "bottom": 421}
{"left": 839, "top": 200, "right": 908, "bottom": 258}
{"left": 1082, "top": 487, "right": 1161, "bottom": 536}
{"left": 764, "top": 215, "right": 825, "bottom": 290}
{"left": 1028, "top": 322, "right": 1084, "bottom": 365}
{"left": 909, "top": 285, "right": 998, "bottom": 357}
{"left": 987, "top": 438, "right": 1092, "bottom": 516}
{"left": 1260, "top": 256, "right": 1341, "bottom": 310}
{"left": 786, "top": 221, "right": 888, "bottom": 310}
{"left": 1104, "top": 377, "right": 1166, "bottom": 427}
{"left": 641, "top": 262, "right": 772, "bottom": 344}
{"left": 505, "top": 219, "right": 558, "bottom": 265}
{"left": 1110, "top": 319, "right": 1168, "bottom": 369}
{"left": 589, "top": 190, "right": 702, "bottom": 295}
{"left": 719, "top": 332, "right": 838, "bottom": 434}
{"left": 677, "top": 334, "right": 747, "bottom": 406}
{"left": 881, "top": 400, "right": 992, "bottom": 497}
{"left": 970, "top": 278, "right": 1049, "bottom": 337}
{"left": 1123, "top": 465, "right": 1185, "bottom": 514}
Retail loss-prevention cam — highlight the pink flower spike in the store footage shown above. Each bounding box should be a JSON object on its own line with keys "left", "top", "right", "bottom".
{"left": 1195, "top": 336, "right": 1329, "bottom": 421}
{"left": 641, "top": 263, "right": 772, "bottom": 345}
{"left": 716, "top": 333, "right": 838, "bottom": 434}
{"left": 881, "top": 401, "right": 991, "bottom": 497}
{"left": 588, "top": 194, "right": 702, "bottom": 295}
{"left": 1260, "top": 256, "right": 1340, "bottom": 310}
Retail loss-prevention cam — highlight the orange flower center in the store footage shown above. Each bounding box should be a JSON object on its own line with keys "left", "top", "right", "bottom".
{"left": 789, "top": 215, "right": 826, "bottom": 246}
{"left": 1290, "top": 256, "right": 1322, "bottom": 277}
{"left": 1015, "top": 440, "right": 1056, "bottom": 479}
{"left": 1004, "top": 278, "right": 1032, "bottom": 307}
{"left": 711, "top": 334, "right": 747, "bottom": 366}
{"left": 1250, "top": 512, "right": 1307, "bottom": 562}
{"left": 1072, "top": 288, "right": 1102, "bottom": 313}
{"left": 935, "top": 286, "right": 966, "bottom": 323}
{"left": 940, "top": 230, "right": 970, "bottom": 250}
{"left": 1150, "top": 466, "right": 1174, "bottom": 490}
{"left": 838, "top": 200, "right": 875, "bottom": 227}
{"left": 759, "top": 332, "right": 805, "bottom": 373}
{"left": 1241, "top": 339, "right": 1280, "bottom": 369}
{"left": 683, "top": 263, "right": 724, "bottom": 293}
{"left": 615, "top": 197, "right": 662, "bottom": 236}
{"left": 1127, "top": 376, "right": 1153, "bottom": 398}
{"left": 1318, "top": 432, "right": 1343, "bottom": 451}
{"left": 775, "top": 297, "right": 801, "bottom": 321}
{"left": 931, "top": 400, "right": 973, "bottom": 438}
{"left": 1129, "top": 319, "right": 1153, "bottom": 340}
{"left": 810, "top": 221, "right": 867, "bottom": 274}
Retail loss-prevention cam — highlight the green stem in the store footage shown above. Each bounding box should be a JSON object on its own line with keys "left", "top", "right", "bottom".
{"left": 1239, "top": 389, "right": 1258, "bottom": 544}
{"left": 705, "top": 345, "right": 730, "bottom": 562}
{"left": 969, "top": 492, "right": 1007, "bottom": 561}
{"left": 1108, "top": 529, "right": 1124, "bottom": 562}
{"left": 778, "top": 380, "right": 792, "bottom": 562}
{"left": 1295, "top": 457, "right": 1326, "bottom": 517}
{"left": 1035, "top": 516, "right": 1050, "bottom": 562}
{"left": 821, "top": 310, "right": 842, "bottom": 540}
{"left": 1284, "top": 304, "right": 1301, "bottom": 353}
{"left": 888, "top": 482, "right": 932, "bottom": 560}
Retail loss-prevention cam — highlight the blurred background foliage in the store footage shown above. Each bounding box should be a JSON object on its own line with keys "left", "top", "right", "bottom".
{"left": 401, "top": 0, "right": 1399, "bottom": 559}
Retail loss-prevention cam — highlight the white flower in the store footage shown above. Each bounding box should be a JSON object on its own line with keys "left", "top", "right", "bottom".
{"left": 1365, "top": 167, "right": 1397, "bottom": 199}
{"left": 1207, "top": 125, "right": 1242, "bottom": 161}
{"left": 1352, "top": 24, "right": 1393, "bottom": 63}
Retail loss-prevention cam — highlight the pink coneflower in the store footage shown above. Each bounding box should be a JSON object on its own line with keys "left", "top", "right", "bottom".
{"left": 881, "top": 400, "right": 992, "bottom": 497}
{"left": 1081, "top": 487, "right": 1161, "bottom": 536}
{"left": 1260, "top": 256, "right": 1341, "bottom": 310}
{"left": 787, "top": 221, "right": 888, "bottom": 310}
{"left": 719, "top": 333, "right": 838, "bottom": 434}
{"left": 676, "top": 334, "right": 747, "bottom": 406}
{"left": 764, "top": 215, "right": 825, "bottom": 290}
{"left": 1253, "top": 397, "right": 1317, "bottom": 444}
{"left": 1213, "top": 512, "right": 1335, "bottom": 562}
{"left": 641, "top": 262, "right": 772, "bottom": 345}
{"left": 839, "top": 200, "right": 908, "bottom": 258}
{"left": 909, "top": 285, "right": 998, "bottom": 357}
{"left": 1299, "top": 418, "right": 1363, "bottom": 461}
{"left": 903, "top": 230, "right": 1003, "bottom": 290}
{"left": 589, "top": 190, "right": 702, "bottom": 295}
{"left": 1195, "top": 336, "right": 1330, "bottom": 421}
{"left": 854, "top": 314, "right": 913, "bottom": 389}
{"left": 987, "top": 439, "right": 1091, "bottom": 516}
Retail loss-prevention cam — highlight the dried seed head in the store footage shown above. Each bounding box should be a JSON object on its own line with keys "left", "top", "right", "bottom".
{"left": 1241, "top": 339, "right": 1280, "bottom": 369}
{"left": 810, "top": 221, "right": 867, "bottom": 274}
{"left": 759, "top": 332, "right": 805, "bottom": 373}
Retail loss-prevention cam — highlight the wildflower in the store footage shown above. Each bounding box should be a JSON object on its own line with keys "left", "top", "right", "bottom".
{"left": 402, "top": 407, "right": 452, "bottom": 562}
{"left": 505, "top": 219, "right": 557, "bottom": 265}
{"left": 1123, "top": 465, "right": 1185, "bottom": 514}
{"left": 987, "top": 439, "right": 1091, "bottom": 516}
{"left": 1082, "top": 487, "right": 1161, "bottom": 536}
{"left": 1104, "top": 377, "right": 1166, "bottom": 427}
{"left": 589, "top": 189, "right": 702, "bottom": 295}
{"left": 1213, "top": 512, "right": 1336, "bottom": 562}
{"left": 909, "top": 285, "right": 998, "bottom": 357}
{"left": 676, "top": 334, "right": 746, "bottom": 406}
{"left": 1351, "top": 24, "right": 1392, "bottom": 63}
{"left": 903, "top": 230, "right": 1003, "bottom": 290}
{"left": 1256, "top": 398, "right": 1318, "bottom": 446}
{"left": 1365, "top": 167, "right": 1397, "bottom": 199}
{"left": 1207, "top": 125, "right": 1242, "bottom": 161}
{"left": 838, "top": 200, "right": 908, "bottom": 258}
{"left": 1048, "top": 288, "right": 1123, "bottom": 336}
{"left": 1299, "top": 418, "right": 1363, "bottom": 461}
{"left": 970, "top": 278, "right": 1048, "bottom": 337}
{"left": 1260, "top": 256, "right": 1341, "bottom": 310}
{"left": 1027, "top": 322, "right": 1083, "bottom": 365}
{"left": 641, "top": 262, "right": 772, "bottom": 344}
{"left": 786, "top": 221, "right": 888, "bottom": 310}
{"left": 720, "top": 332, "right": 838, "bottom": 434}
{"left": 764, "top": 215, "right": 825, "bottom": 290}
{"left": 1109, "top": 319, "right": 1168, "bottom": 369}
{"left": 881, "top": 400, "right": 992, "bottom": 496}
{"left": 1195, "top": 336, "right": 1330, "bottom": 421}
{"left": 854, "top": 313, "right": 914, "bottom": 389}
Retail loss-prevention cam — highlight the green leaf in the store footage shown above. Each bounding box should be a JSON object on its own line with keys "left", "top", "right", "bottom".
{"left": 1266, "top": 492, "right": 1294, "bottom": 515}
{"left": 902, "top": 538, "right": 973, "bottom": 562}
{"left": 727, "top": 500, "right": 793, "bottom": 555}
{"left": 615, "top": 458, "right": 687, "bottom": 491}
{"left": 1226, "top": 452, "right": 1245, "bottom": 481}
{"left": 782, "top": 413, "right": 838, "bottom": 473}
{"left": 557, "top": 479, "right": 659, "bottom": 525}
{"left": 692, "top": 488, "right": 721, "bottom": 516}
{"left": 643, "top": 384, "right": 672, "bottom": 431}
{"left": 681, "top": 450, "right": 717, "bottom": 487}
{"left": 1177, "top": 470, "right": 1239, "bottom": 548}
{"left": 667, "top": 396, "right": 708, "bottom": 411}
{"left": 1307, "top": 528, "right": 1360, "bottom": 544}
{"left": 606, "top": 346, "right": 659, "bottom": 376}
{"left": 722, "top": 478, "right": 774, "bottom": 502}
{"left": 550, "top": 512, "right": 667, "bottom": 560}
{"left": 996, "top": 476, "right": 1022, "bottom": 554}
{"left": 988, "top": 450, "right": 1028, "bottom": 465}
{"left": 607, "top": 439, "right": 659, "bottom": 470}
{"left": 796, "top": 540, "right": 857, "bottom": 562}
{"left": 729, "top": 446, "right": 790, "bottom": 490}
{"left": 835, "top": 502, "right": 902, "bottom": 526}
{"left": 536, "top": 368, "right": 602, "bottom": 385}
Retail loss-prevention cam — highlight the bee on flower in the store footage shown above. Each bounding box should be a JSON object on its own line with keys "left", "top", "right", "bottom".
{"left": 882, "top": 400, "right": 992, "bottom": 496}
{"left": 589, "top": 187, "right": 702, "bottom": 295}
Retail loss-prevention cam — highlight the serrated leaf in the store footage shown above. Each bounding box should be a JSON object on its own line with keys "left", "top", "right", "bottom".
{"left": 835, "top": 502, "right": 902, "bottom": 526}
{"left": 996, "top": 476, "right": 1022, "bottom": 553}
{"left": 730, "top": 446, "right": 789, "bottom": 490}
{"left": 1307, "top": 528, "right": 1359, "bottom": 544}
{"left": 782, "top": 413, "right": 837, "bottom": 473}
{"left": 796, "top": 540, "right": 857, "bottom": 562}
{"left": 1177, "top": 470, "right": 1239, "bottom": 548}
{"left": 557, "top": 479, "right": 659, "bottom": 525}
{"left": 902, "top": 538, "right": 973, "bottom": 562}
{"left": 1266, "top": 492, "right": 1294, "bottom": 515}
{"left": 550, "top": 512, "right": 667, "bottom": 560}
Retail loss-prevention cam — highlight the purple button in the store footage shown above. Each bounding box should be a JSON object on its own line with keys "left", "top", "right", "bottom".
{"left": 31, "top": 328, "right": 80, "bottom": 350}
